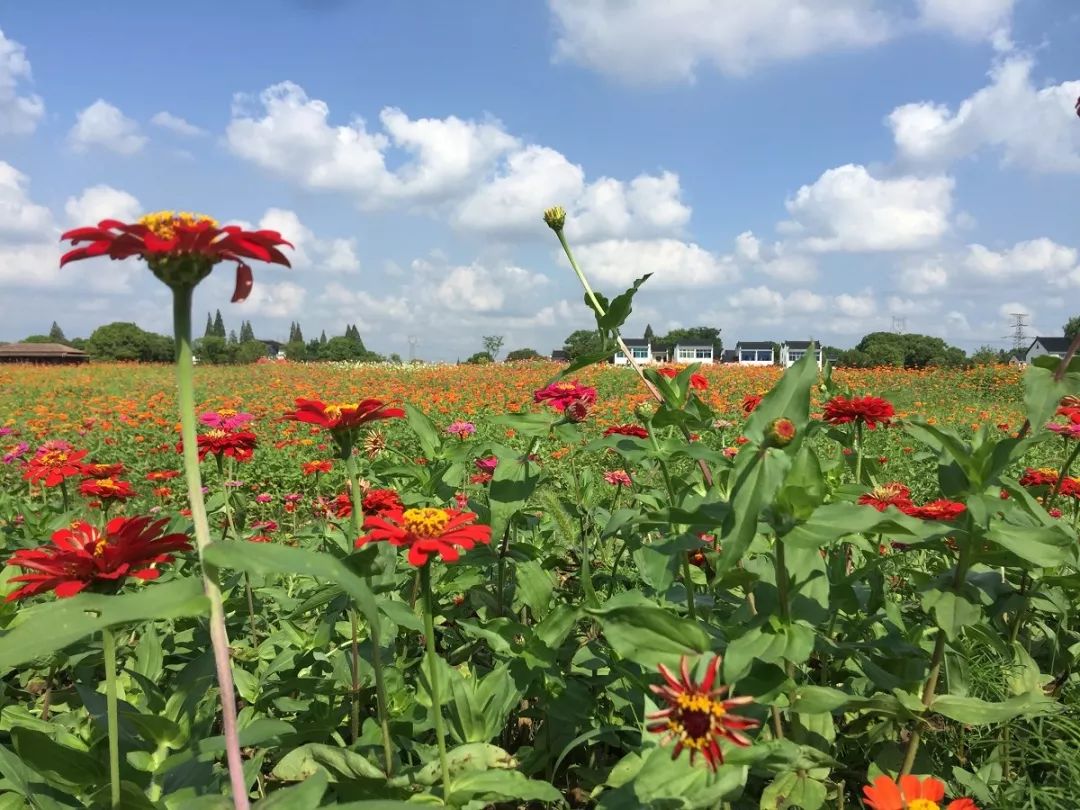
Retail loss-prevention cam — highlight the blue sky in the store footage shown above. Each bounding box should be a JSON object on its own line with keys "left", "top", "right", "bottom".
{"left": 1, "top": 0, "right": 1078, "bottom": 360}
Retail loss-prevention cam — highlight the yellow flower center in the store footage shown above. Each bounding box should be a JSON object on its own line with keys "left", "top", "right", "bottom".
{"left": 139, "top": 210, "right": 217, "bottom": 239}
{"left": 39, "top": 451, "right": 67, "bottom": 466}
{"left": 219, "top": 408, "right": 237, "bottom": 417}
{"left": 667, "top": 692, "right": 725, "bottom": 751}
{"left": 206, "top": 429, "right": 227, "bottom": 439}
{"left": 93, "top": 537, "right": 108, "bottom": 557}
{"left": 907, "top": 801, "right": 940, "bottom": 810}
{"left": 402, "top": 508, "right": 451, "bottom": 538}
{"left": 96, "top": 478, "right": 119, "bottom": 492}
{"left": 324, "top": 402, "right": 356, "bottom": 421}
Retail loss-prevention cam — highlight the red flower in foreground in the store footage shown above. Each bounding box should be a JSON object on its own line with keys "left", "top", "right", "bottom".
{"left": 741, "top": 394, "right": 762, "bottom": 415}
{"left": 1019, "top": 467, "right": 1058, "bottom": 488}
{"left": 534, "top": 380, "right": 597, "bottom": 413}
{"left": 859, "top": 482, "right": 914, "bottom": 512}
{"left": 604, "top": 424, "right": 649, "bottom": 439}
{"left": 79, "top": 477, "right": 136, "bottom": 502}
{"left": 823, "top": 395, "right": 895, "bottom": 430}
{"left": 863, "top": 774, "right": 978, "bottom": 810}
{"left": 192, "top": 429, "right": 258, "bottom": 462}
{"left": 647, "top": 655, "right": 759, "bottom": 771}
{"left": 904, "top": 499, "right": 966, "bottom": 521}
{"left": 690, "top": 373, "right": 708, "bottom": 390}
{"left": 5, "top": 516, "right": 192, "bottom": 601}
{"left": 146, "top": 470, "right": 180, "bottom": 482}
{"left": 59, "top": 212, "right": 292, "bottom": 302}
{"left": 358, "top": 507, "right": 492, "bottom": 567}
{"left": 24, "top": 447, "right": 88, "bottom": 487}
{"left": 80, "top": 462, "right": 126, "bottom": 480}
{"left": 302, "top": 460, "right": 334, "bottom": 475}
{"left": 284, "top": 398, "right": 404, "bottom": 437}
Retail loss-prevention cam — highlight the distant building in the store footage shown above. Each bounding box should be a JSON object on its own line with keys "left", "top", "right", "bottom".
{"left": 0, "top": 342, "right": 89, "bottom": 365}
{"left": 614, "top": 337, "right": 652, "bottom": 366}
{"left": 779, "top": 340, "right": 823, "bottom": 369}
{"left": 257, "top": 339, "right": 286, "bottom": 359}
{"left": 734, "top": 341, "right": 774, "bottom": 366}
{"left": 673, "top": 341, "right": 715, "bottom": 364}
{"left": 550, "top": 349, "right": 570, "bottom": 362}
{"left": 1024, "top": 336, "right": 1071, "bottom": 365}
{"left": 721, "top": 348, "right": 738, "bottom": 363}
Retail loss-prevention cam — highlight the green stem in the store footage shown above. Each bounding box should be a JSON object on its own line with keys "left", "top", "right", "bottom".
{"left": 344, "top": 453, "right": 393, "bottom": 773}
{"left": 103, "top": 628, "right": 120, "bottom": 809}
{"left": 607, "top": 540, "right": 628, "bottom": 599}
{"left": 421, "top": 564, "right": 451, "bottom": 788}
{"left": 60, "top": 479, "right": 69, "bottom": 513}
{"left": 567, "top": 450, "right": 599, "bottom": 607}
{"left": 853, "top": 422, "right": 864, "bottom": 485}
{"left": 774, "top": 537, "right": 798, "bottom": 739}
{"left": 172, "top": 286, "right": 250, "bottom": 810}
{"left": 217, "top": 459, "right": 259, "bottom": 648}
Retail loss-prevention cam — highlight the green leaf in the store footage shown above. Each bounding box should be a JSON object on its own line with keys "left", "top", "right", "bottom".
{"left": 271, "top": 743, "right": 385, "bottom": 784}
{"left": 600, "top": 274, "right": 652, "bottom": 333}
{"left": 404, "top": 402, "right": 442, "bottom": 460}
{"left": 743, "top": 347, "right": 818, "bottom": 442}
{"left": 782, "top": 502, "right": 932, "bottom": 549}
{"left": 1024, "top": 354, "right": 1080, "bottom": 430}
{"left": 715, "top": 448, "right": 790, "bottom": 575}
{"left": 760, "top": 770, "right": 827, "bottom": 810}
{"left": 488, "top": 449, "right": 540, "bottom": 545}
{"left": 932, "top": 692, "right": 1059, "bottom": 725}
{"left": 723, "top": 623, "right": 815, "bottom": 682}
{"left": 253, "top": 771, "right": 327, "bottom": 808}
{"left": 446, "top": 769, "right": 563, "bottom": 805}
{"left": 513, "top": 560, "right": 554, "bottom": 617}
{"left": 204, "top": 542, "right": 378, "bottom": 634}
{"left": 0, "top": 578, "right": 207, "bottom": 668}
{"left": 587, "top": 599, "right": 709, "bottom": 669}
{"left": 198, "top": 718, "right": 294, "bottom": 755}
{"left": 415, "top": 742, "right": 516, "bottom": 786}
{"left": 920, "top": 589, "right": 982, "bottom": 640}
{"left": 10, "top": 728, "right": 104, "bottom": 792}
{"left": 985, "top": 522, "right": 1075, "bottom": 568}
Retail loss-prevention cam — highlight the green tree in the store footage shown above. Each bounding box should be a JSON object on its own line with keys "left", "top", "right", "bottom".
{"left": 194, "top": 335, "right": 231, "bottom": 365}
{"left": 506, "top": 348, "right": 541, "bottom": 361}
{"left": 482, "top": 335, "right": 504, "bottom": 361}
{"left": 239, "top": 320, "right": 255, "bottom": 343}
{"left": 228, "top": 329, "right": 238, "bottom": 346}
{"left": 657, "top": 326, "right": 722, "bottom": 357}
{"left": 213, "top": 309, "right": 226, "bottom": 338}
{"left": 204, "top": 313, "right": 214, "bottom": 338}
{"left": 86, "top": 322, "right": 172, "bottom": 361}
{"left": 235, "top": 340, "right": 268, "bottom": 364}
{"left": 850, "top": 332, "right": 966, "bottom": 368}
{"left": 643, "top": 323, "right": 655, "bottom": 342}
{"left": 293, "top": 322, "right": 304, "bottom": 343}
{"left": 144, "top": 333, "right": 175, "bottom": 362}
{"left": 388, "top": 352, "right": 403, "bottom": 364}
{"left": 465, "top": 351, "right": 493, "bottom": 365}
{"left": 48, "top": 322, "right": 66, "bottom": 342}
{"left": 319, "top": 330, "right": 328, "bottom": 345}
{"left": 322, "top": 335, "right": 369, "bottom": 361}
{"left": 561, "top": 329, "right": 605, "bottom": 361}
{"left": 1064, "top": 315, "right": 1080, "bottom": 341}
{"left": 21, "top": 334, "right": 54, "bottom": 343}
{"left": 971, "top": 345, "right": 1008, "bottom": 365}
{"left": 285, "top": 340, "right": 308, "bottom": 361}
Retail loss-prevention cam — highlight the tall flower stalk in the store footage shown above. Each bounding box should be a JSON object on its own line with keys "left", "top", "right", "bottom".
{"left": 420, "top": 563, "right": 451, "bottom": 787}
{"left": 102, "top": 628, "right": 121, "bottom": 808}
{"left": 61, "top": 211, "right": 293, "bottom": 810}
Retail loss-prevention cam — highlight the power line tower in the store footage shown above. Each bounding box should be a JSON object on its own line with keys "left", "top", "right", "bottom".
{"left": 407, "top": 335, "right": 419, "bottom": 362}
{"left": 1004, "top": 313, "right": 1029, "bottom": 353}
{"left": 891, "top": 316, "right": 906, "bottom": 334}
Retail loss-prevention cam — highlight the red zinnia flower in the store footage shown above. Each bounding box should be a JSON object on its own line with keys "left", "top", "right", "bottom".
{"left": 823, "top": 395, "right": 895, "bottom": 429}
{"left": 79, "top": 477, "right": 136, "bottom": 502}
{"left": 741, "top": 394, "right": 762, "bottom": 415}
{"left": 5, "top": 516, "right": 192, "bottom": 601}
{"left": 145, "top": 470, "right": 180, "bottom": 482}
{"left": 533, "top": 381, "right": 597, "bottom": 413}
{"left": 59, "top": 211, "right": 292, "bottom": 302}
{"left": 284, "top": 398, "right": 404, "bottom": 442}
{"left": 863, "top": 774, "right": 979, "bottom": 809}
{"left": 1019, "top": 467, "right": 1058, "bottom": 488}
{"left": 859, "top": 482, "right": 914, "bottom": 512}
{"left": 603, "top": 470, "right": 633, "bottom": 487}
{"left": 689, "top": 373, "right": 707, "bottom": 390}
{"left": 766, "top": 417, "right": 796, "bottom": 447}
{"left": 302, "top": 460, "right": 334, "bottom": 475}
{"left": 646, "top": 655, "right": 759, "bottom": 771}
{"left": 333, "top": 488, "right": 404, "bottom": 518}
{"left": 24, "top": 448, "right": 89, "bottom": 487}
{"left": 358, "top": 507, "right": 492, "bottom": 567}
{"left": 80, "top": 462, "right": 126, "bottom": 479}
{"left": 904, "top": 499, "right": 966, "bottom": 521}
{"left": 604, "top": 424, "right": 649, "bottom": 439}
{"left": 475, "top": 456, "right": 498, "bottom": 474}
{"left": 191, "top": 429, "right": 258, "bottom": 462}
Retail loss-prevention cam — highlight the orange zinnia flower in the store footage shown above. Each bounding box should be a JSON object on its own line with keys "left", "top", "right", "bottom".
{"left": 358, "top": 507, "right": 492, "bottom": 567}
{"left": 863, "top": 775, "right": 978, "bottom": 810}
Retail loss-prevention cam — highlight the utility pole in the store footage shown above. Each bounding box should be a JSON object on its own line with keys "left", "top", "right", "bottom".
{"left": 891, "top": 316, "right": 906, "bottom": 334}
{"left": 407, "top": 335, "right": 419, "bottom": 362}
{"left": 1004, "top": 313, "right": 1029, "bottom": 353}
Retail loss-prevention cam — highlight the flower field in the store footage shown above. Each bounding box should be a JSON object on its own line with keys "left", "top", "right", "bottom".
{"left": 1, "top": 354, "right": 1079, "bottom": 809}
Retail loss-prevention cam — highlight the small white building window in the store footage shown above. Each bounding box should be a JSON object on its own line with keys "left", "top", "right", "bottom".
{"left": 631, "top": 347, "right": 649, "bottom": 359}
{"left": 789, "top": 351, "right": 804, "bottom": 361}
{"left": 695, "top": 348, "right": 711, "bottom": 359}
{"left": 756, "top": 350, "right": 772, "bottom": 362}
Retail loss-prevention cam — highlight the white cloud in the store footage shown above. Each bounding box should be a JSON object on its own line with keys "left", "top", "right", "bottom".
{"left": 150, "top": 111, "right": 205, "bottom": 137}
{"left": 915, "top": 0, "right": 1016, "bottom": 43}
{"left": 889, "top": 57, "right": 1080, "bottom": 173}
{"left": 227, "top": 82, "right": 689, "bottom": 242}
{"left": 835, "top": 290, "right": 877, "bottom": 319}
{"left": 233, "top": 280, "right": 307, "bottom": 319}
{"left": 0, "top": 28, "right": 43, "bottom": 135}
{"left": 69, "top": 100, "right": 147, "bottom": 154}
{"left": 783, "top": 164, "right": 954, "bottom": 251}
{"left": 898, "top": 257, "right": 949, "bottom": 294}
{"left": 0, "top": 161, "right": 53, "bottom": 240}
{"left": 64, "top": 185, "right": 142, "bottom": 225}
{"left": 964, "top": 238, "right": 1079, "bottom": 280}
{"left": 547, "top": 0, "right": 893, "bottom": 84}
{"left": 572, "top": 238, "right": 738, "bottom": 289}
{"left": 256, "top": 208, "right": 360, "bottom": 273}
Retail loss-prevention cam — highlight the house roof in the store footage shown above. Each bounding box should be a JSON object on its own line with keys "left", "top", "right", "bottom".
{"left": 1030, "top": 336, "right": 1072, "bottom": 353}
{"left": 782, "top": 340, "right": 816, "bottom": 349}
{"left": 735, "top": 341, "right": 773, "bottom": 350}
{"left": 0, "top": 342, "right": 88, "bottom": 358}
{"left": 550, "top": 350, "right": 569, "bottom": 361}
{"left": 722, "top": 349, "right": 738, "bottom": 362}
{"left": 622, "top": 338, "right": 649, "bottom": 347}
{"left": 674, "top": 341, "right": 713, "bottom": 349}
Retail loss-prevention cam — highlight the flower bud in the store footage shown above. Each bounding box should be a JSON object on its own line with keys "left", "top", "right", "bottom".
{"left": 634, "top": 401, "right": 656, "bottom": 422}
{"left": 766, "top": 417, "right": 796, "bottom": 448}
{"left": 565, "top": 398, "right": 590, "bottom": 423}
{"left": 543, "top": 206, "right": 567, "bottom": 232}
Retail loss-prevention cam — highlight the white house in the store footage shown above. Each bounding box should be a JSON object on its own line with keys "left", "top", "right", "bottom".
{"left": 779, "top": 340, "right": 823, "bottom": 369}
{"left": 673, "top": 342, "right": 715, "bottom": 364}
{"left": 734, "top": 341, "right": 774, "bottom": 366}
{"left": 1024, "top": 336, "right": 1071, "bottom": 365}
{"left": 614, "top": 338, "right": 652, "bottom": 366}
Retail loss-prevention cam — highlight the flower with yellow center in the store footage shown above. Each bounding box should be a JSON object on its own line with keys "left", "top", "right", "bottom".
{"left": 358, "top": 505, "right": 492, "bottom": 568}
{"left": 139, "top": 211, "right": 218, "bottom": 241}
{"left": 862, "top": 774, "right": 979, "bottom": 810}
{"left": 401, "top": 508, "right": 452, "bottom": 538}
